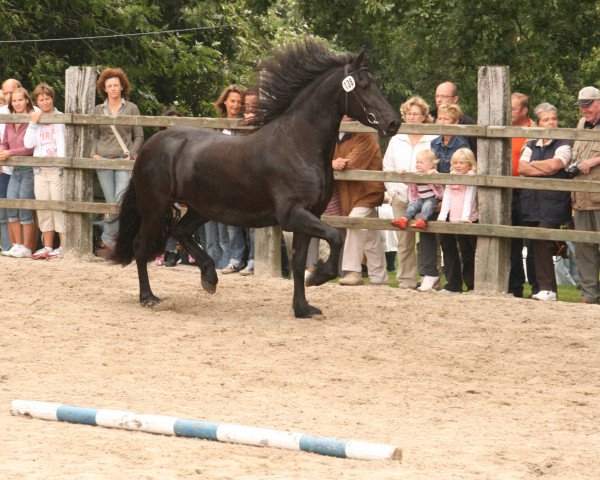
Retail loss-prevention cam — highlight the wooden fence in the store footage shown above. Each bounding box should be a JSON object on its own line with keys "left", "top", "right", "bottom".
{"left": 0, "top": 66, "right": 598, "bottom": 292}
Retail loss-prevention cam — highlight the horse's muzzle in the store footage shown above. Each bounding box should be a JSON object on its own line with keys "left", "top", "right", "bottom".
{"left": 383, "top": 119, "right": 401, "bottom": 137}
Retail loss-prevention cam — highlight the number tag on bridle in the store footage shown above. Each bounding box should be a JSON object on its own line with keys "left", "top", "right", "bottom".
{"left": 342, "top": 76, "right": 356, "bottom": 92}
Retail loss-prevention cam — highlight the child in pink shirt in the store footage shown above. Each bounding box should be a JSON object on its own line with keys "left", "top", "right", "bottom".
{"left": 438, "top": 148, "right": 478, "bottom": 223}
{"left": 437, "top": 148, "right": 478, "bottom": 290}
{"left": 390, "top": 149, "right": 444, "bottom": 230}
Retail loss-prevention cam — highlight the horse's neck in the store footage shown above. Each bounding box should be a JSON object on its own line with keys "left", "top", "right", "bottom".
{"left": 282, "top": 70, "right": 344, "bottom": 163}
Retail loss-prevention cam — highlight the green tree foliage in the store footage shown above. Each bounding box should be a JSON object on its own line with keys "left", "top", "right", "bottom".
{"left": 0, "top": 0, "right": 597, "bottom": 126}
{"left": 298, "top": 0, "right": 600, "bottom": 126}
{"left": 0, "top": 0, "right": 310, "bottom": 116}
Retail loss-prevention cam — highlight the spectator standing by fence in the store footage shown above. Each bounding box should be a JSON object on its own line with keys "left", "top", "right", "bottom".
{"left": 24, "top": 83, "right": 66, "bottom": 259}
{"left": 437, "top": 148, "right": 479, "bottom": 292}
{"left": 570, "top": 86, "right": 600, "bottom": 304}
{"left": 336, "top": 119, "right": 387, "bottom": 287}
{"left": 90, "top": 67, "right": 144, "bottom": 250}
{"left": 0, "top": 79, "right": 22, "bottom": 252}
{"left": 154, "top": 107, "right": 184, "bottom": 267}
{"left": 383, "top": 96, "right": 437, "bottom": 289}
{"left": 431, "top": 103, "right": 472, "bottom": 293}
{"left": 509, "top": 92, "right": 538, "bottom": 297}
{"left": 205, "top": 85, "right": 245, "bottom": 271}
{"left": 518, "top": 103, "right": 572, "bottom": 302}
{"left": 0, "top": 87, "right": 36, "bottom": 257}
{"left": 430, "top": 81, "right": 477, "bottom": 154}
{"left": 239, "top": 87, "right": 259, "bottom": 276}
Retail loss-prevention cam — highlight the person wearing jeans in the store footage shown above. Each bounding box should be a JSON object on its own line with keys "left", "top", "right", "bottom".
{"left": 0, "top": 172, "right": 10, "bottom": 252}
{"left": 213, "top": 84, "right": 246, "bottom": 274}
{"left": 90, "top": 67, "right": 143, "bottom": 248}
{"left": 0, "top": 87, "right": 36, "bottom": 257}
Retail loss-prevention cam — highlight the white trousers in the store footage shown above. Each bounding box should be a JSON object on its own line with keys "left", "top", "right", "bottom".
{"left": 390, "top": 196, "right": 418, "bottom": 288}
{"left": 341, "top": 207, "right": 387, "bottom": 283}
{"left": 34, "top": 168, "right": 65, "bottom": 233}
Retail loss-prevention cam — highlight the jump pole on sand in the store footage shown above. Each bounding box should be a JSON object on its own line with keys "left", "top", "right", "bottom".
{"left": 11, "top": 400, "right": 402, "bottom": 461}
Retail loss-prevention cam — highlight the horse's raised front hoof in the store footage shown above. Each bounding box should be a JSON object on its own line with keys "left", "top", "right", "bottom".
{"left": 201, "top": 278, "right": 217, "bottom": 295}
{"left": 305, "top": 270, "right": 330, "bottom": 287}
{"left": 294, "top": 303, "right": 323, "bottom": 318}
{"left": 141, "top": 294, "right": 162, "bottom": 307}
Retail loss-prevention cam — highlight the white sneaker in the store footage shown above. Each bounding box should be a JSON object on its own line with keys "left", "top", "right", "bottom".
{"left": 31, "top": 246, "right": 53, "bottom": 260}
{"left": 532, "top": 290, "right": 557, "bottom": 301}
{"left": 221, "top": 262, "right": 242, "bottom": 274}
{"left": 417, "top": 276, "right": 440, "bottom": 292}
{"left": 12, "top": 245, "right": 32, "bottom": 258}
{"left": 3, "top": 244, "right": 21, "bottom": 257}
{"left": 46, "top": 247, "right": 63, "bottom": 259}
{"left": 240, "top": 260, "right": 254, "bottom": 276}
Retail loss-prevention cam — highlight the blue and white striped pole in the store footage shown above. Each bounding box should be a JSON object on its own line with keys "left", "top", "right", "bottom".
{"left": 10, "top": 400, "right": 402, "bottom": 461}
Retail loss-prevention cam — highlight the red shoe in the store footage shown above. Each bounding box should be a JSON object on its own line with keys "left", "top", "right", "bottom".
{"left": 390, "top": 217, "right": 409, "bottom": 230}
{"left": 410, "top": 218, "right": 427, "bottom": 230}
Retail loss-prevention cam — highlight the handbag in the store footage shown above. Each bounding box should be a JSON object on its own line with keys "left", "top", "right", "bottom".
{"left": 103, "top": 105, "right": 131, "bottom": 159}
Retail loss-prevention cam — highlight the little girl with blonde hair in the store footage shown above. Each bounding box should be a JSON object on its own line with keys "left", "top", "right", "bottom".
{"left": 437, "top": 148, "right": 478, "bottom": 292}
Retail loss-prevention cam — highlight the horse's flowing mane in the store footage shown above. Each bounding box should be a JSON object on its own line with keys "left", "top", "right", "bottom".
{"left": 249, "top": 38, "right": 353, "bottom": 127}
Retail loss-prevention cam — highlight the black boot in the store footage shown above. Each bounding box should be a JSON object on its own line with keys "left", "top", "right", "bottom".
{"left": 385, "top": 251, "right": 397, "bottom": 272}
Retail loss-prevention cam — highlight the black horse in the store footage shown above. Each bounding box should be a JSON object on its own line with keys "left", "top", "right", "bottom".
{"left": 111, "top": 39, "right": 401, "bottom": 318}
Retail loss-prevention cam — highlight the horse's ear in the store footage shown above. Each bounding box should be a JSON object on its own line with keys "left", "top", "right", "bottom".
{"left": 354, "top": 48, "right": 366, "bottom": 69}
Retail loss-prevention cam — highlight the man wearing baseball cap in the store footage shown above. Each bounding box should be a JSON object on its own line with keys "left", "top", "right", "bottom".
{"left": 570, "top": 86, "right": 600, "bottom": 303}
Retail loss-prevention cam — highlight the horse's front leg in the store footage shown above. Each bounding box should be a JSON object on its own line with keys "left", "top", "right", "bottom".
{"left": 282, "top": 209, "right": 344, "bottom": 318}
{"left": 171, "top": 209, "right": 218, "bottom": 294}
{"left": 291, "top": 232, "right": 322, "bottom": 318}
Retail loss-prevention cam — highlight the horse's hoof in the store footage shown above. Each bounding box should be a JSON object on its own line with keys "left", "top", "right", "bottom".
{"left": 294, "top": 304, "right": 323, "bottom": 318}
{"left": 305, "top": 272, "right": 330, "bottom": 287}
{"left": 141, "top": 295, "right": 162, "bottom": 307}
{"left": 201, "top": 278, "right": 217, "bottom": 295}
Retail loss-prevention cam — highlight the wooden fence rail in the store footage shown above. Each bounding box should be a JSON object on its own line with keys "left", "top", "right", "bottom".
{"left": 1, "top": 114, "right": 599, "bottom": 141}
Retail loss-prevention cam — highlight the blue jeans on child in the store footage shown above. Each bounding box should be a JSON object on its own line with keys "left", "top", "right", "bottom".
{"left": 0, "top": 172, "right": 11, "bottom": 250}
{"left": 404, "top": 196, "right": 439, "bottom": 221}
{"left": 96, "top": 169, "right": 130, "bottom": 246}
{"left": 7, "top": 168, "right": 34, "bottom": 224}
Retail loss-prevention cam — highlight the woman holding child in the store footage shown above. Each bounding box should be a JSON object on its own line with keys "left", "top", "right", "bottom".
{"left": 383, "top": 96, "right": 437, "bottom": 289}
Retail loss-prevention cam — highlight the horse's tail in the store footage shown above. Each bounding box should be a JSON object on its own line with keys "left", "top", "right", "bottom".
{"left": 110, "top": 180, "right": 140, "bottom": 265}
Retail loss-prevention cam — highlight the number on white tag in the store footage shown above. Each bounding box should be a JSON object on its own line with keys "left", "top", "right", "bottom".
{"left": 342, "top": 76, "right": 356, "bottom": 92}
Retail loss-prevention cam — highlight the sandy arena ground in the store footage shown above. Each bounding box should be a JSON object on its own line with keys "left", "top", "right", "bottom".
{"left": 0, "top": 254, "right": 599, "bottom": 479}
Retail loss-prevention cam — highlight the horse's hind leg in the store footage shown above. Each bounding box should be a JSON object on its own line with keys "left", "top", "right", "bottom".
{"left": 135, "top": 215, "right": 165, "bottom": 307}
{"left": 171, "top": 208, "right": 218, "bottom": 294}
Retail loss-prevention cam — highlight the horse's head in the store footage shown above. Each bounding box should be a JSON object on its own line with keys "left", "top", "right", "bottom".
{"left": 341, "top": 49, "right": 401, "bottom": 137}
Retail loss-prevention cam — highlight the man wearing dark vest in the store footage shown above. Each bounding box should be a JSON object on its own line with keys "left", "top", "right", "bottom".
{"left": 518, "top": 103, "right": 572, "bottom": 302}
